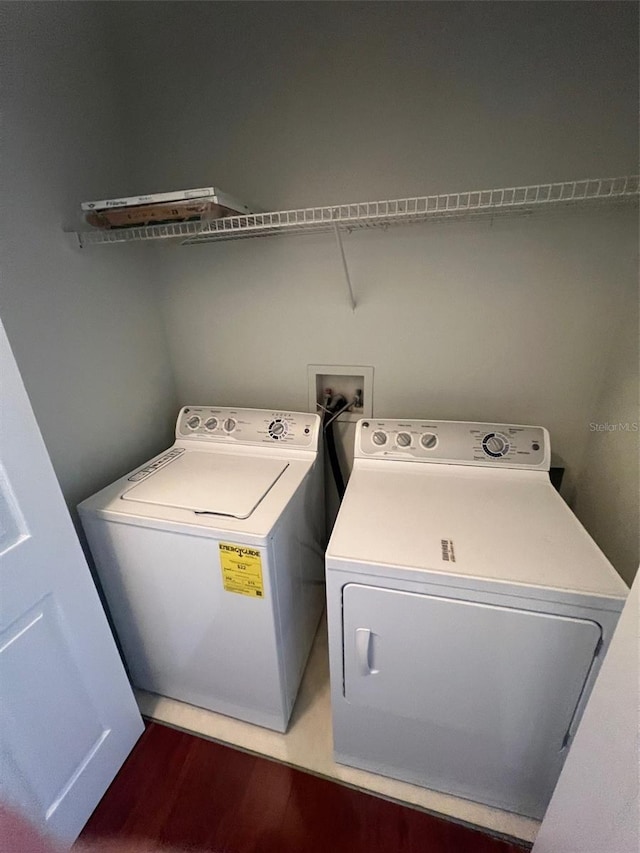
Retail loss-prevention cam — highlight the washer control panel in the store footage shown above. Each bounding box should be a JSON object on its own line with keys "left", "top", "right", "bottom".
{"left": 176, "top": 406, "right": 320, "bottom": 448}
{"left": 357, "top": 420, "right": 549, "bottom": 470}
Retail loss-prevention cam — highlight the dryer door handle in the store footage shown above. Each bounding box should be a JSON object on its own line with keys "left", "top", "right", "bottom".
{"left": 355, "top": 628, "right": 379, "bottom": 676}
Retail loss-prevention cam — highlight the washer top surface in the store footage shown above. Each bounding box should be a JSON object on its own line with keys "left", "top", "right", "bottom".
{"left": 122, "top": 451, "right": 289, "bottom": 519}
{"left": 78, "top": 406, "right": 321, "bottom": 539}
{"left": 327, "top": 419, "right": 627, "bottom": 604}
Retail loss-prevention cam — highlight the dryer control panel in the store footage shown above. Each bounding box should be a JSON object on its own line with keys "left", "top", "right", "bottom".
{"left": 176, "top": 406, "right": 320, "bottom": 449}
{"left": 356, "top": 419, "right": 550, "bottom": 470}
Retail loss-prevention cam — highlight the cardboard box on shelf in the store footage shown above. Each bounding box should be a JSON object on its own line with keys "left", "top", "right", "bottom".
{"left": 85, "top": 199, "right": 241, "bottom": 229}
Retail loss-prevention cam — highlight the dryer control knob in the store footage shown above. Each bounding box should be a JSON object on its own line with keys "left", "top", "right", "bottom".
{"left": 204, "top": 417, "right": 218, "bottom": 431}
{"left": 372, "top": 430, "right": 387, "bottom": 446}
{"left": 421, "top": 433, "right": 438, "bottom": 449}
{"left": 482, "top": 433, "right": 509, "bottom": 457}
{"left": 396, "top": 432, "right": 412, "bottom": 447}
{"left": 186, "top": 415, "right": 201, "bottom": 430}
{"left": 223, "top": 418, "right": 237, "bottom": 433}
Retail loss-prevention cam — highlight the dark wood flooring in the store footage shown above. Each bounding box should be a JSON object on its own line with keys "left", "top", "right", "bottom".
{"left": 78, "top": 722, "right": 532, "bottom": 853}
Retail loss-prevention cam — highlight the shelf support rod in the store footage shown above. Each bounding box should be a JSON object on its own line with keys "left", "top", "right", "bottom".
{"left": 63, "top": 230, "right": 84, "bottom": 250}
{"left": 333, "top": 223, "right": 356, "bottom": 312}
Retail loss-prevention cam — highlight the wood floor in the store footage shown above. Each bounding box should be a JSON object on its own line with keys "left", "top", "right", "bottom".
{"left": 79, "top": 723, "right": 531, "bottom": 853}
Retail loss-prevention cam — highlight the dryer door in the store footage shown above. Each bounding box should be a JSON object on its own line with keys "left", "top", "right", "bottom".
{"left": 342, "top": 583, "right": 601, "bottom": 818}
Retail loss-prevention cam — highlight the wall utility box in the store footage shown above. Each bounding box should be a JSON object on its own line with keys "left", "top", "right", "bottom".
{"left": 308, "top": 365, "right": 374, "bottom": 423}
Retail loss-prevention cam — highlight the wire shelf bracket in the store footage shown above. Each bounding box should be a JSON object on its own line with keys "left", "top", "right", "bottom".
{"left": 333, "top": 221, "right": 356, "bottom": 311}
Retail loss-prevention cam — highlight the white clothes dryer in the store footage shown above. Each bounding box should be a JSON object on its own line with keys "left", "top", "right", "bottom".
{"left": 80, "top": 406, "right": 325, "bottom": 732}
{"left": 325, "top": 419, "right": 627, "bottom": 818}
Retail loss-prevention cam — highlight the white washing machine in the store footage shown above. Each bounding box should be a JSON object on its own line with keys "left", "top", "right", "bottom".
{"left": 325, "top": 419, "right": 627, "bottom": 818}
{"left": 79, "top": 406, "right": 325, "bottom": 733}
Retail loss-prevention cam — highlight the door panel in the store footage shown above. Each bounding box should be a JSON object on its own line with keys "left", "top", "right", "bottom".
{"left": 343, "top": 583, "right": 601, "bottom": 814}
{"left": 0, "top": 318, "right": 143, "bottom": 845}
{"left": 1, "top": 597, "right": 107, "bottom": 815}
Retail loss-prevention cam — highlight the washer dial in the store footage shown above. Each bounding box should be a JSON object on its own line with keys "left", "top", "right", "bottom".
{"left": 268, "top": 418, "right": 288, "bottom": 440}
{"left": 372, "top": 430, "right": 388, "bottom": 446}
{"left": 396, "top": 432, "right": 412, "bottom": 448}
{"left": 421, "top": 433, "right": 438, "bottom": 449}
{"left": 204, "top": 417, "right": 218, "bottom": 431}
{"left": 223, "top": 417, "right": 237, "bottom": 433}
{"left": 186, "top": 414, "right": 201, "bottom": 430}
{"left": 482, "top": 432, "right": 510, "bottom": 458}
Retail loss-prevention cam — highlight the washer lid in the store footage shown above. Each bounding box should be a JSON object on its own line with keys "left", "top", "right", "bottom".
{"left": 121, "top": 451, "right": 289, "bottom": 519}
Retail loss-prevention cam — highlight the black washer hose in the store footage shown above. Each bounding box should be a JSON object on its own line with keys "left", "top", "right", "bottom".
{"left": 323, "top": 394, "right": 347, "bottom": 500}
{"left": 325, "top": 416, "right": 346, "bottom": 500}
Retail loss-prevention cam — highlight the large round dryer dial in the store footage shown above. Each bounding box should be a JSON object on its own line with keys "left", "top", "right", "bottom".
{"left": 186, "top": 414, "right": 201, "bottom": 430}
{"left": 482, "top": 432, "right": 510, "bottom": 458}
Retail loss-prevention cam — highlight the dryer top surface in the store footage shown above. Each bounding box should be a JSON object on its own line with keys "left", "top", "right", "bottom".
{"left": 326, "top": 463, "right": 627, "bottom": 604}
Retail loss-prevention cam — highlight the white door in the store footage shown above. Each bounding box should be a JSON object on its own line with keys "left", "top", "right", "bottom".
{"left": 342, "top": 583, "right": 601, "bottom": 818}
{"left": 532, "top": 574, "right": 638, "bottom": 853}
{"left": 0, "top": 318, "right": 143, "bottom": 845}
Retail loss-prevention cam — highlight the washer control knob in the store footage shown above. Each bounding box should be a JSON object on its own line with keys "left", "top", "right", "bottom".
{"left": 204, "top": 417, "right": 218, "bottom": 431}
{"left": 223, "top": 417, "right": 237, "bottom": 433}
{"left": 482, "top": 433, "right": 509, "bottom": 457}
{"left": 186, "top": 414, "right": 201, "bottom": 430}
{"left": 421, "top": 433, "right": 438, "bottom": 449}
{"left": 396, "top": 432, "right": 412, "bottom": 447}
{"left": 372, "top": 430, "right": 388, "bottom": 446}
{"left": 269, "top": 419, "right": 287, "bottom": 438}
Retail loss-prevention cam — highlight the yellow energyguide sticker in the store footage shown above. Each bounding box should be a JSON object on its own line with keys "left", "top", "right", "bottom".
{"left": 219, "top": 542, "right": 264, "bottom": 598}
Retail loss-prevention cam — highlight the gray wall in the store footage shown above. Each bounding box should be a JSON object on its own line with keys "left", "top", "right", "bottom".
{"left": 573, "top": 282, "right": 639, "bottom": 587}
{"left": 117, "top": 2, "right": 638, "bottom": 578}
{"left": 115, "top": 2, "right": 638, "bottom": 205}
{"left": 0, "top": 3, "right": 178, "bottom": 514}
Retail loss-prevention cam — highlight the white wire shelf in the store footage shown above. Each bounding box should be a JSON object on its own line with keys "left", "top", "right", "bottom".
{"left": 72, "top": 175, "right": 639, "bottom": 248}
